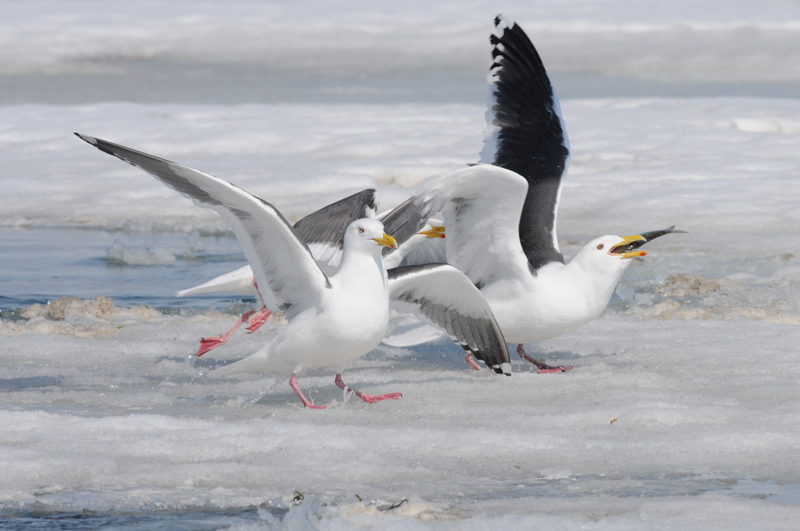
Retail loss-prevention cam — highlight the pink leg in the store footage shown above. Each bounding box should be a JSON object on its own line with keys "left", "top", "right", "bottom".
{"left": 517, "top": 344, "right": 573, "bottom": 374}
{"left": 465, "top": 353, "right": 481, "bottom": 371}
{"left": 334, "top": 374, "right": 402, "bottom": 404}
{"left": 196, "top": 310, "right": 256, "bottom": 357}
{"left": 245, "top": 307, "right": 272, "bottom": 333}
{"left": 289, "top": 373, "right": 326, "bottom": 409}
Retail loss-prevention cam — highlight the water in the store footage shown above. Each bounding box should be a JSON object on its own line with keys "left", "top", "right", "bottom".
{"left": 0, "top": 505, "right": 278, "bottom": 531}
{"left": 0, "top": 228, "right": 252, "bottom": 314}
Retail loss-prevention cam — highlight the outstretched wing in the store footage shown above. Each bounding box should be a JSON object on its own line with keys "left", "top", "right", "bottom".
{"left": 76, "top": 133, "right": 330, "bottom": 314}
{"left": 389, "top": 264, "right": 511, "bottom": 375}
{"left": 479, "top": 16, "right": 570, "bottom": 270}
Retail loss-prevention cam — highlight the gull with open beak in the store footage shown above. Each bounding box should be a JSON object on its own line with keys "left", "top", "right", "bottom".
{"left": 380, "top": 17, "right": 684, "bottom": 373}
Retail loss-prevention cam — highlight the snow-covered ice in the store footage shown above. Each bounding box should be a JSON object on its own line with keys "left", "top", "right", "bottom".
{"left": 2, "top": 1, "right": 800, "bottom": 529}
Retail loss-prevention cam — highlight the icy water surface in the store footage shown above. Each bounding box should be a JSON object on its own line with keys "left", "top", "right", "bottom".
{"left": 3, "top": 1, "right": 800, "bottom": 528}
{"left": 0, "top": 228, "right": 251, "bottom": 313}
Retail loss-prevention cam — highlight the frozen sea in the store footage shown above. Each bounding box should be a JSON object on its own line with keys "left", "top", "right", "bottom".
{"left": 2, "top": 1, "right": 800, "bottom": 529}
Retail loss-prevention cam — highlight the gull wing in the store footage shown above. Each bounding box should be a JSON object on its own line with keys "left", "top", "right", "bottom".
{"left": 76, "top": 133, "right": 330, "bottom": 314}
{"left": 479, "top": 16, "right": 570, "bottom": 270}
{"left": 177, "top": 189, "right": 379, "bottom": 298}
{"left": 417, "top": 164, "right": 533, "bottom": 288}
{"left": 389, "top": 264, "right": 511, "bottom": 375}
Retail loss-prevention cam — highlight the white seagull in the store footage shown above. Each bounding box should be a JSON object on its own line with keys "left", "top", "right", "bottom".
{"left": 384, "top": 16, "right": 683, "bottom": 372}
{"left": 175, "top": 190, "right": 445, "bottom": 356}
{"left": 76, "top": 133, "right": 512, "bottom": 409}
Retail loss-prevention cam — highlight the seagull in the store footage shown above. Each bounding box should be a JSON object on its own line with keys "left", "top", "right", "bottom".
{"left": 176, "top": 189, "right": 446, "bottom": 356}
{"left": 76, "top": 133, "right": 512, "bottom": 408}
{"left": 382, "top": 16, "right": 683, "bottom": 373}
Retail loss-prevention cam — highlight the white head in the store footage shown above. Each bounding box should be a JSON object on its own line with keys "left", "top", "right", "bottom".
{"left": 342, "top": 218, "right": 397, "bottom": 255}
{"left": 571, "top": 234, "right": 648, "bottom": 287}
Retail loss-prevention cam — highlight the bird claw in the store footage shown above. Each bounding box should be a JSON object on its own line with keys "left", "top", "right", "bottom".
{"left": 465, "top": 354, "right": 481, "bottom": 371}
{"left": 245, "top": 308, "right": 272, "bottom": 333}
{"left": 194, "top": 310, "right": 258, "bottom": 356}
{"left": 537, "top": 365, "right": 574, "bottom": 374}
{"left": 358, "top": 392, "right": 402, "bottom": 404}
{"left": 196, "top": 336, "right": 227, "bottom": 357}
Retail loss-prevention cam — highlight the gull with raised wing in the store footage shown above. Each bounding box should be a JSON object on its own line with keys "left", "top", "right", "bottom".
{"left": 382, "top": 17, "right": 683, "bottom": 373}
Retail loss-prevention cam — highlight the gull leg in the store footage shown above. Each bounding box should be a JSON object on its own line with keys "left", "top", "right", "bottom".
{"left": 335, "top": 374, "right": 402, "bottom": 404}
{"left": 517, "top": 344, "right": 573, "bottom": 374}
{"left": 245, "top": 306, "right": 272, "bottom": 333}
{"left": 196, "top": 310, "right": 256, "bottom": 357}
{"left": 464, "top": 353, "right": 481, "bottom": 371}
{"left": 290, "top": 373, "right": 325, "bottom": 409}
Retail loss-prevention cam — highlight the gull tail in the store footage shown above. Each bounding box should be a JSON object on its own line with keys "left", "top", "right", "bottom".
{"left": 177, "top": 265, "right": 257, "bottom": 297}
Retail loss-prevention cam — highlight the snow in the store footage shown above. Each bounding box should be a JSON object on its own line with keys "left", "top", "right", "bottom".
{"left": 1, "top": 0, "right": 800, "bottom": 528}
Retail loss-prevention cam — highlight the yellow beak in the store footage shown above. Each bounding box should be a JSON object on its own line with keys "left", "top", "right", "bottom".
{"left": 418, "top": 226, "right": 446, "bottom": 239}
{"left": 609, "top": 234, "right": 648, "bottom": 259}
{"left": 373, "top": 233, "right": 398, "bottom": 249}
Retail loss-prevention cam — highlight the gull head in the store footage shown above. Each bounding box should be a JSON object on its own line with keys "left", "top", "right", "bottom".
{"left": 343, "top": 218, "right": 397, "bottom": 254}
{"left": 574, "top": 226, "right": 684, "bottom": 275}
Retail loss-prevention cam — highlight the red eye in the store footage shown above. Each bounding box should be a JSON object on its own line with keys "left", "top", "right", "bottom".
{"left": 597, "top": 244, "right": 604, "bottom": 250}
{"left": 358, "top": 227, "right": 364, "bottom": 233}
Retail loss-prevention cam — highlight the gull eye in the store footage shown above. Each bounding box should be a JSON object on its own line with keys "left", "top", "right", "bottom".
{"left": 597, "top": 244, "right": 604, "bottom": 250}
{"left": 358, "top": 227, "right": 364, "bottom": 233}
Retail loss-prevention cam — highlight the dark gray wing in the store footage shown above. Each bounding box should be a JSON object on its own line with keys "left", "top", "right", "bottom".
{"left": 293, "top": 189, "right": 378, "bottom": 270}
{"left": 388, "top": 264, "right": 511, "bottom": 375}
{"left": 76, "top": 133, "right": 330, "bottom": 314}
{"left": 479, "top": 16, "right": 570, "bottom": 271}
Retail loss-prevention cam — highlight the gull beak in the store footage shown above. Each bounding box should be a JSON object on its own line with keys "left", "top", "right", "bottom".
{"left": 609, "top": 235, "right": 648, "bottom": 259}
{"left": 418, "top": 226, "right": 446, "bottom": 239}
{"left": 373, "top": 233, "right": 397, "bottom": 249}
{"left": 608, "top": 226, "right": 686, "bottom": 259}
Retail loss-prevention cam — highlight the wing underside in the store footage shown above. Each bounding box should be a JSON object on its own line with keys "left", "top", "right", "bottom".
{"left": 388, "top": 263, "right": 511, "bottom": 375}
{"left": 76, "top": 133, "right": 330, "bottom": 314}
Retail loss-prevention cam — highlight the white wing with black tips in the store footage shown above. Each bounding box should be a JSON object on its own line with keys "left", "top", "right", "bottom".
{"left": 76, "top": 133, "right": 329, "bottom": 315}
{"left": 479, "top": 15, "right": 570, "bottom": 271}
{"left": 388, "top": 264, "right": 511, "bottom": 375}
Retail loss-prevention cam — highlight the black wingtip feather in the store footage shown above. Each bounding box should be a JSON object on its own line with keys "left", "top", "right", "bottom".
{"left": 486, "top": 16, "right": 569, "bottom": 271}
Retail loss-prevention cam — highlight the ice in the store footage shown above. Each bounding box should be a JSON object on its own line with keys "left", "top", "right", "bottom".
{"left": 2, "top": 0, "right": 800, "bottom": 85}
{"left": 2, "top": 0, "right": 800, "bottom": 527}
{"left": 2, "top": 99, "right": 800, "bottom": 527}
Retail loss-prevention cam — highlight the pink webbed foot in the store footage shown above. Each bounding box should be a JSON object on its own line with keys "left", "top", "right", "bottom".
{"left": 465, "top": 353, "right": 481, "bottom": 371}
{"left": 196, "top": 310, "right": 256, "bottom": 357}
{"left": 245, "top": 307, "right": 272, "bottom": 333}
{"left": 516, "top": 344, "right": 573, "bottom": 374}
{"left": 290, "top": 373, "right": 326, "bottom": 409}
{"left": 335, "top": 374, "right": 402, "bottom": 404}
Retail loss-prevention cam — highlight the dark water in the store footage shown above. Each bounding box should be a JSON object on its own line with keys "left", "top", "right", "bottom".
{"left": 0, "top": 505, "right": 286, "bottom": 530}
{"left": 0, "top": 227, "right": 253, "bottom": 314}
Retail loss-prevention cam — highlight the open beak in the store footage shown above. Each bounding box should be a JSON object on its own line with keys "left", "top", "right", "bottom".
{"left": 608, "top": 226, "right": 685, "bottom": 259}
{"left": 418, "top": 226, "right": 445, "bottom": 239}
{"left": 373, "top": 233, "right": 398, "bottom": 249}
